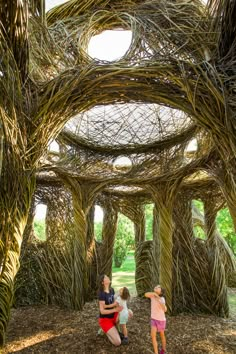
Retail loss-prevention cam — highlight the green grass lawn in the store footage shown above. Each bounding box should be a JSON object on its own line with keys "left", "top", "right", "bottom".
{"left": 112, "top": 251, "right": 236, "bottom": 316}
{"left": 112, "top": 250, "right": 136, "bottom": 295}
{"left": 228, "top": 290, "right": 236, "bottom": 316}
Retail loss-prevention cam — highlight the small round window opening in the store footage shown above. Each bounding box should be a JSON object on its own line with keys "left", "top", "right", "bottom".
{"left": 113, "top": 156, "right": 132, "bottom": 173}
{"left": 87, "top": 30, "right": 132, "bottom": 61}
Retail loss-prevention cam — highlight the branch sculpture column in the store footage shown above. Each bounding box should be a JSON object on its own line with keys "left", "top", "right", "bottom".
{"left": 86, "top": 205, "right": 97, "bottom": 297}
{"left": 172, "top": 194, "right": 199, "bottom": 313}
{"left": 60, "top": 177, "right": 105, "bottom": 309}
{"left": 100, "top": 201, "right": 118, "bottom": 279}
{"left": 45, "top": 188, "right": 73, "bottom": 242}
{"left": 152, "top": 204, "right": 160, "bottom": 286}
{"left": 133, "top": 205, "right": 146, "bottom": 245}
{"left": 147, "top": 180, "right": 182, "bottom": 312}
{"left": 204, "top": 198, "right": 229, "bottom": 316}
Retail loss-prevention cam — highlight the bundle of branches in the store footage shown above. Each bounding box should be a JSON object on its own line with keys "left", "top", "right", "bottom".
{"left": 135, "top": 240, "right": 154, "bottom": 296}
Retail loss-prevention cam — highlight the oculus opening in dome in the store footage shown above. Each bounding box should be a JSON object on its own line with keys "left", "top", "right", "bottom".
{"left": 87, "top": 30, "right": 132, "bottom": 61}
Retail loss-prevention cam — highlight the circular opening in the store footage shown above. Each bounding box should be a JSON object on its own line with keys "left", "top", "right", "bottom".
{"left": 113, "top": 156, "right": 132, "bottom": 173}
{"left": 48, "top": 140, "right": 59, "bottom": 152}
{"left": 87, "top": 30, "right": 132, "bottom": 61}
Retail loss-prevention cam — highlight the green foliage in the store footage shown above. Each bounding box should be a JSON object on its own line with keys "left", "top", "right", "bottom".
{"left": 34, "top": 220, "right": 46, "bottom": 241}
{"left": 193, "top": 200, "right": 236, "bottom": 255}
{"left": 228, "top": 291, "right": 236, "bottom": 316}
{"left": 193, "top": 199, "right": 204, "bottom": 212}
{"left": 94, "top": 221, "right": 102, "bottom": 241}
{"left": 193, "top": 200, "right": 206, "bottom": 239}
{"left": 95, "top": 213, "right": 135, "bottom": 267}
{"left": 216, "top": 208, "right": 236, "bottom": 255}
{"left": 113, "top": 238, "right": 127, "bottom": 267}
{"left": 194, "top": 225, "right": 206, "bottom": 239}
{"left": 113, "top": 214, "right": 134, "bottom": 267}
{"left": 145, "top": 204, "right": 154, "bottom": 240}
{"left": 116, "top": 214, "right": 134, "bottom": 248}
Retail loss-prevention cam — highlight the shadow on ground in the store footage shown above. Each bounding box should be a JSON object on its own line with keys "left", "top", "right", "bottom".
{"left": 3, "top": 290, "right": 236, "bottom": 354}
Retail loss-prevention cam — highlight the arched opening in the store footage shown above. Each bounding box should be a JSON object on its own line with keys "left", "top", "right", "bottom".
{"left": 34, "top": 204, "right": 47, "bottom": 241}
{"left": 193, "top": 199, "right": 206, "bottom": 240}
{"left": 113, "top": 156, "right": 132, "bottom": 173}
{"left": 112, "top": 213, "right": 136, "bottom": 295}
{"left": 94, "top": 205, "right": 104, "bottom": 241}
{"left": 48, "top": 140, "right": 59, "bottom": 152}
{"left": 145, "top": 203, "right": 154, "bottom": 240}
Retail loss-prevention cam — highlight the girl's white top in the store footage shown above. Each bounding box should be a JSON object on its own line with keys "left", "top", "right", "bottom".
{"left": 116, "top": 295, "right": 128, "bottom": 316}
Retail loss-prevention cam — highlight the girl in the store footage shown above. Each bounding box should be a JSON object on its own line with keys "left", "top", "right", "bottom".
{"left": 98, "top": 274, "right": 123, "bottom": 346}
{"left": 116, "top": 287, "right": 131, "bottom": 345}
{"left": 145, "top": 285, "right": 167, "bottom": 354}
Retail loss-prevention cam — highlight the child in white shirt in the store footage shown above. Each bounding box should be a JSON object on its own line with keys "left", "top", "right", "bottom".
{"left": 116, "top": 287, "right": 132, "bottom": 345}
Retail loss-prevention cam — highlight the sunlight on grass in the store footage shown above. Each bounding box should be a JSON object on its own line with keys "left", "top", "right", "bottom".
{"left": 112, "top": 251, "right": 136, "bottom": 295}
{"left": 228, "top": 290, "right": 236, "bottom": 316}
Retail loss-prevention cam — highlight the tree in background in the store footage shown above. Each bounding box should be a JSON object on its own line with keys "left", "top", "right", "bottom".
{"left": 193, "top": 200, "right": 236, "bottom": 255}
{"left": 95, "top": 213, "right": 134, "bottom": 267}
{"left": 217, "top": 209, "right": 236, "bottom": 256}
{"left": 145, "top": 204, "right": 154, "bottom": 240}
{"left": 34, "top": 221, "right": 46, "bottom": 241}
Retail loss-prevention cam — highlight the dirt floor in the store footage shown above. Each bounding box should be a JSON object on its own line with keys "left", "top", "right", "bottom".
{"left": 3, "top": 290, "right": 236, "bottom": 354}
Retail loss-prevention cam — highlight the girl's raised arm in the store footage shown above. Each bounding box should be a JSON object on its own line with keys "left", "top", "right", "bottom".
{"left": 144, "top": 292, "right": 155, "bottom": 298}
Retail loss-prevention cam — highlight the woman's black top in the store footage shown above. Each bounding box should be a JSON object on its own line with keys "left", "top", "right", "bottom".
{"left": 98, "top": 288, "right": 115, "bottom": 318}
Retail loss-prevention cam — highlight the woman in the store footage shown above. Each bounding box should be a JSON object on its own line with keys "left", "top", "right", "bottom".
{"left": 98, "top": 274, "right": 123, "bottom": 346}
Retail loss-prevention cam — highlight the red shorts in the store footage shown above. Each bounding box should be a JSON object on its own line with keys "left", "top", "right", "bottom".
{"left": 99, "top": 312, "right": 118, "bottom": 333}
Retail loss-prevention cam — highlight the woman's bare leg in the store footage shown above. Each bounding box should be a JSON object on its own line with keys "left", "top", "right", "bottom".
{"left": 106, "top": 326, "right": 121, "bottom": 346}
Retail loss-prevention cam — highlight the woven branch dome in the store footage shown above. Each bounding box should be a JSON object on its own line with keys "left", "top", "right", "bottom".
{"left": 33, "top": 0, "right": 217, "bottom": 186}
{"left": 65, "top": 104, "right": 191, "bottom": 149}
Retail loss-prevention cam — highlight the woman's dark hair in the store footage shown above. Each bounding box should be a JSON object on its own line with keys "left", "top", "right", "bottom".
{"left": 121, "top": 287, "right": 130, "bottom": 301}
{"left": 98, "top": 274, "right": 111, "bottom": 293}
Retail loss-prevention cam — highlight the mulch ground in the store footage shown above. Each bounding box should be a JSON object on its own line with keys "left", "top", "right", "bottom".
{"left": 3, "top": 290, "right": 236, "bottom": 354}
